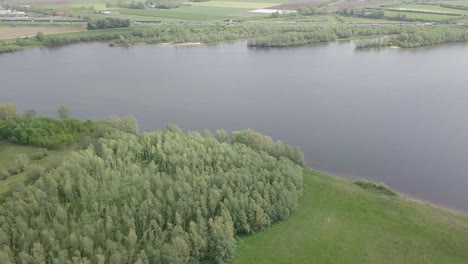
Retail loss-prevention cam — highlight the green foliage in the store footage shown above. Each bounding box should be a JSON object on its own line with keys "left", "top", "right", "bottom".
{"left": 106, "top": 115, "right": 140, "bottom": 134}
{"left": 0, "top": 117, "right": 94, "bottom": 149}
{"left": 0, "top": 104, "right": 17, "bottom": 121}
{"left": 247, "top": 25, "right": 403, "bottom": 47}
{"left": 0, "top": 126, "right": 303, "bottom": 263}
{"left": 32, "top": 148, "right": 49, "bottom": 160}
{"left": 36, "top": 32, "right": 45, "bottom": 42}
{"left": 354, "top": 179, "right": 397, "bottom": 196}
{"left": 12, "top": 153, "right": 30, "bottom": 174}
{"left": 0, "top": 170, "right": 9, "bottom": 180}
{"left": 25, "top": 164, "right": 45, "bottom": 183}
{"left": 146, "top": 0, "right": 182, "bottom": 9}
{"left": 355, "top": 26, "right": 468, "bottom": 48}
{"left": 231, "top": 129, "right": 305, "bottom": 166}
{"left": 87, "top": 18, "right": 131, "bottom": 30}
{"left": 22, "top": 109, "right": 37, "bottom": 120}
{"left": 297, "top": 6, "right": 325, "bottom": 16}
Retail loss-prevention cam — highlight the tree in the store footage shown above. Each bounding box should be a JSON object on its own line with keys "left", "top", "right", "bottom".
{"left": 23, "top": 109, "right": 37, "bottom": 120}
{"left": 58, "top": 105, "right": 70, "bottom": 119}
{"left": 36, "top": 32, "right": 45, "bottom": 41}
{"left": 0, "top": 103, "right": 17, "bottom": 121}
{"left": 120, "top": 115, "right": 140, "bottom": 134}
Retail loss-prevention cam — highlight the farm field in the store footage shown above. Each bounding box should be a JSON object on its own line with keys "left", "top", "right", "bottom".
{"left": 232, "top": 169, "right": 468, "bottom": 264}
{"left": 115, "top": 6, "right": 257, "bottom": 21}
{"left": 391, "top": 4, "right": 468, "bottom": 16}
{"left": 0, "top": 24, "right": 85, "bottom": 39}
{"left": 327, "top": 0, "right": 392, "bottom": 13}
{"left": 384, "top": 10, "right": 462, "bottom": 22}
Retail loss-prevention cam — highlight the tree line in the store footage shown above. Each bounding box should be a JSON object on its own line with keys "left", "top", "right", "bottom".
{"left": 4, "top": 24, "right": 468, "bottom": 54}
{"left": 0, "top": 104, "right": 94, "bottom": 149}
{"left": 87, "top": 18, "right": 131, "bottom": 30}
{"left": 355, "top": 26, "right": 468, "bottom": 48}
{"left": 0, "top": 123, "right": 304, "bottom": 263}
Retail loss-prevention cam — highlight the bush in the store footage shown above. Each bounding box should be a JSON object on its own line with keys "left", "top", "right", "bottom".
{"left": 354, "top": 179, "right": 397, "bottom": 196}
{"left": 13, "top": 154, "right": 30, "bottom": 174}
{"left": 33, "top": 148, "right": 49, "bottom": 160}
{"left": 26, "top": 164, "right": 45, "bottom": 182}
{"left": 36, "top": 32, "right": 45, "bottom": 41}
{"left": 0, "top": 170, "right": 9, "bottom": 180}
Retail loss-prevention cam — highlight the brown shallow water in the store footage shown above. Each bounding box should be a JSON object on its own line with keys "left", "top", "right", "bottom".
{"left": 1, "top": 41, "right": 468, "bottom": 213}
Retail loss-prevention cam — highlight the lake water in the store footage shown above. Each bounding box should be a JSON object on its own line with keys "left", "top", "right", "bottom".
{"left": 1, "top": 41, "right": 468, "bottom": 213}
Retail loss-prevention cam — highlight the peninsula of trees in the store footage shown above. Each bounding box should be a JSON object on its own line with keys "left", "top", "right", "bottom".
{"left": 0, "top": 104, "right": 304, "bottom": 263}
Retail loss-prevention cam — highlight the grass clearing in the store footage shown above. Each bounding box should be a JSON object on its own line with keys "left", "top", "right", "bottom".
{"left": 0, "top": 141, "right": 71, "bottom": 194}
{"left": 232, "top": 169, "right": 468, "bottom": 264}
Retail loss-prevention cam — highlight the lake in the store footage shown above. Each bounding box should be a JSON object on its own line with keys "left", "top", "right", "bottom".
{"left": 1, "top": 41, "right": 468, "bottom": 213}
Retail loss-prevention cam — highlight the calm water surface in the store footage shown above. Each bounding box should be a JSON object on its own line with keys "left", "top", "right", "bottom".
{"left": 1, "top": 41, "right": 468, "bottom": 213}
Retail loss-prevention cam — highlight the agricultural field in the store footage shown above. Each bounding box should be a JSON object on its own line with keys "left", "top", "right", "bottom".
{"left": 384, "top": 10, "right": 462, "bottom": 22}
{"left": 0, "top": 24, "right": 84, "bottom": 39}
{"left": 327, "top": 0, "right": 393, "bottom": 13}
{"left": 115, "top": 5, "right": 257, "bottom": 21}
{"left": 232, "top": 169, "right": 468, "bottom": 264}
{"left": 390, "top": 4, "right": 468, "bottom": 16}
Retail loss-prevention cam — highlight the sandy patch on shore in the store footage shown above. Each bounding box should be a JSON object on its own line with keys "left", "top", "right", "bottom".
{"left": 159, "top": 42, "right": 202, "bottom": 47}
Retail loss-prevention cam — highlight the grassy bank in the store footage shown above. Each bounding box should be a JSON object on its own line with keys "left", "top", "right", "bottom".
{"left": 232, "top": 169, "right": 468, "bottom": 264}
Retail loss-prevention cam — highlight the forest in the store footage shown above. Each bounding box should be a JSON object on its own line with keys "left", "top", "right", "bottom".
{"left": 0, "top": 108, "right": 304, "bottom": 263}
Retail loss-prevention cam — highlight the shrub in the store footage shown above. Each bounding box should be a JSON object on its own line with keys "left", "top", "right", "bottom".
{"left": 36, "top": 32, "right": 45, "bottom": 41}
{"left": 13, "top": 154, "right": 30, "bottom": 174}
{"left": 354, "top": 179, "right": 397, "bottom": 196}
{"left": 26, "top": 164, "right": 45, "bottom": 182}
{"left": 0, "top": 170, "right": 9, "bottom": 180}
{"left": 33, "top": 148, "right": 49, "bottom": 160}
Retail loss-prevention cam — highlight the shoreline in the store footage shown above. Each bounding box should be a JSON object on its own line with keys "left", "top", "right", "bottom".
{"left": 159, "top": 42, "right": 202, "bottom": 47}
{"left": 308, "top": 167, "right": 468, "bottom": 217}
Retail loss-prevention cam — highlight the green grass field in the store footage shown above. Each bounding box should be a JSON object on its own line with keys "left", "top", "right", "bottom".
{"left": 115, "top": 6, "right": 256, "bottom": 21}
{"left": 395, "top": 4, "right": 468, "bottom": 16}
{"left": 232, "top": 169, "right": 468, "bottom": 264}
{"left": 0, "top": 141, "right": 71, "bottom": 194}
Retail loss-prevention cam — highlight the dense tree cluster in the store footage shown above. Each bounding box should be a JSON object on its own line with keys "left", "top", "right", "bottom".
{"left": 0, "top": 117, "right": 94, "bottom": 149}
{"left": 230, "top": 129, "right": 304, "bottom": 166}
{"left": 0, "top": 104, "right": 94, "bottom": 149}
{"left": 145, "top": 0, "right": 182, "bottom": 9}
{"left": 0, "top": 126, "right": 303, "bottom": 263}
{"left": 87, "top": 18, "right": 131, "bottom": 30}
{"left": 247, "top": 25, "right": 402, "bottom": 47}
{"left": 297, "top": 6, "right": 326, "bottom": 16}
